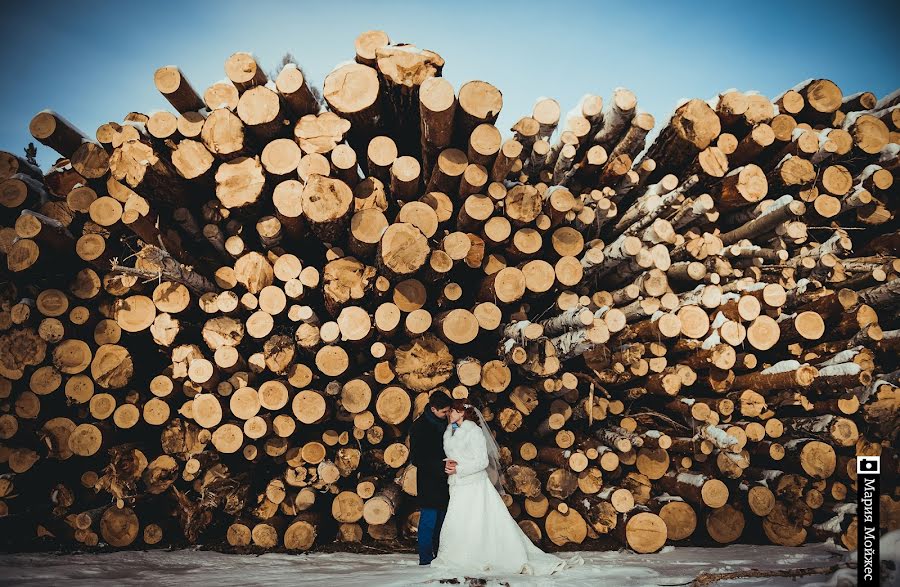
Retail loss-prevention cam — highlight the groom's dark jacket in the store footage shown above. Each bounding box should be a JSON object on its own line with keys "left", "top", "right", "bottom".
{"left": 409, "top": 409, "right": 450, "bottom": 509}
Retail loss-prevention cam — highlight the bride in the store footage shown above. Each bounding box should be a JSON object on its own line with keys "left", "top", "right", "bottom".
{"left": 429, "top": 399, "right": 580, "bottom": 575}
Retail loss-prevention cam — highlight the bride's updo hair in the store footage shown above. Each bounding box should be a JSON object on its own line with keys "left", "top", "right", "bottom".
{"left": 450, "top": 399, "right": 481, "bottom": 426}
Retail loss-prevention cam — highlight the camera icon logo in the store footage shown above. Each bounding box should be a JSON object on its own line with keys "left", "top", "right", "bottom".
{"left": 857, "top": 455, "right": 880, "bottom": 475}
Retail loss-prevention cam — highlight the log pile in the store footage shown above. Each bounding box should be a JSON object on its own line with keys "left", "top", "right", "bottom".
{"left": 0, "top": 33, "right": 898, "bottom": 554}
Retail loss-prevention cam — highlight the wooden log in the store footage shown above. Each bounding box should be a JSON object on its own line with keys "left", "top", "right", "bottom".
{"left": 0, "top": 177, "right": 45, "bottom": 216}
{"left": 643, "top": 99, "right": 720, "bottom": 183}
{"left": 619, "top": 511, "right": 667, "bottom": 553}
{"left": 791, "top": 79, "right": 842, "bottom": 123}
{"left": 100, "top": 506, "right": 139, "bottom": 547}
{"left": 324, "top": 63, "right": 382, "bottom": 151}
{"left": 201, "top": 108, "right": 250, "bottom": 160}
{"left": 0, "top": 150, "right": 42, "bottom": 182}
{"left": 204, "top": 80, "right": 239, "bottom": 112}
{"left": 294, "top": 112, "right": 351, "bottom": 155}
{"left": 715, "top": 164, "right": 768, "bottom": 210}
{"left": 154, "top": 66, "right": 205, "bottom": 113}
{"left": 30, "top": 111, "right": 90, "bottom": 158}
{"left": 283, "top": 512, "right": 320, "bottom": 551}
{"left": 216, "top": 154, "right": 271, "bottom": 211}
{"left": 171, "top": 139, "right": 215, "bottom": 183}
{"left": 237, "top": 85, "right": 289, "bottom": 141}
{"left": 276, "top": 64, "right": 319, "bottom": 118}
{"left": 419, "top": 77, "right": 456, "bottom": 168}
{"left": 453, "top": 81, "right": 502, "bottom": 146}
{"left": 658, "top": 470, "right": 729, "bottom": 509}
{"left": 375, "top": 43, "right": 444, "bottom": 154}
{"left": 373, "top": 222, "right": 428, "bottom": 282}
{"left": 300, "top": 175, "right": 353, "bottom": 243}
{"left": 224, "top": 52, "right": 267, "bottom": 93}
{"left": 362, "top": 484, "right": 401, "bottom": 525}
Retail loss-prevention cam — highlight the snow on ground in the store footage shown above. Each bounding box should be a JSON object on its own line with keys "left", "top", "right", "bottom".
{"left": 0, "top": 543, "right": 852, "bottom": 587}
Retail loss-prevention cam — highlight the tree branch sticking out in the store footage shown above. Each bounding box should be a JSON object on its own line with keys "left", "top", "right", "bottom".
{"left": 661, "top": 561, "right": 854, "bottom": 587}
{"left": 110, "top": 244, "right": 219, "bottom": 295}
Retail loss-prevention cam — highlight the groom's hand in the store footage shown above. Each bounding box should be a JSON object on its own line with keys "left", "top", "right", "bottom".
{"left": 444, "top": 460, "right": 457, "bottom": 474}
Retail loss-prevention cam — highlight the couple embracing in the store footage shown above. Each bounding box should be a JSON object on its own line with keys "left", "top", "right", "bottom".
{"left": 409, "top": 391, "right": 582, "bottom": 576}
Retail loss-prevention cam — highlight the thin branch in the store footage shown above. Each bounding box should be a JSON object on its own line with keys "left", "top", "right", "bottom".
{"left": 627, "top": 410, "right": 690, "bottom": 431}
{"left": 661, "top": 561, "right": 853, "bottom": 587}
{"left": 807, "top": 226, "right": 868, "bottom": 230}
{"left": 574, "top": 372, "right": 611, "bottom": 398}
{"left": 109, "top": 244, "right": 219, "bottom": 295}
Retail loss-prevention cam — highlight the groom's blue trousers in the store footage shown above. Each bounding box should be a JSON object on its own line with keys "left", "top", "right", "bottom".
{"left": 417, "top": 508, "right": 446, "bottom": 564}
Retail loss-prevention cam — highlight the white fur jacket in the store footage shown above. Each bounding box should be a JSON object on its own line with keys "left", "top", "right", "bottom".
{"left": 442, "top": 420, "right": 489, "bottom": 488}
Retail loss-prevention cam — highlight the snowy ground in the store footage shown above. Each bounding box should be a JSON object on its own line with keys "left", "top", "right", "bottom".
{"left": 0, "top": 543, "right": 856, "bottom": 587}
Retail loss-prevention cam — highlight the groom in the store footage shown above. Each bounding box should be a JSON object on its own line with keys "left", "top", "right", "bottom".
{"left": 409, "top": 390, "right": 454, "bottom": 565}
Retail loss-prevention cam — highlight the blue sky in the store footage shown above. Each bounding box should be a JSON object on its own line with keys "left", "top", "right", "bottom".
{"left": 1, "top": 0, "right": 897, "bottom": 169}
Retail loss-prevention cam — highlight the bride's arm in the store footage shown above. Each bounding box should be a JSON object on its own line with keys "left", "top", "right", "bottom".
{"left": 453, "top": 423, "right": 488, "bottom": 478}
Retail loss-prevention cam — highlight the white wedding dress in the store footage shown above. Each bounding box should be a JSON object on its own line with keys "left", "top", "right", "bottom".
{"left": 429, "top": 419, "right": 572, "bottom": 575}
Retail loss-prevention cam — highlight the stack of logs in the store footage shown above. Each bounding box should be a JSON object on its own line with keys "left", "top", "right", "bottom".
{"left": 0, "top": 30, "right": 897, "bottom": 554}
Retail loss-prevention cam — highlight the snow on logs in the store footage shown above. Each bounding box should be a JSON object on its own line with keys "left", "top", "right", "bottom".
{"left": 0, "top": 32, "right": 896, "bottom": 556}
